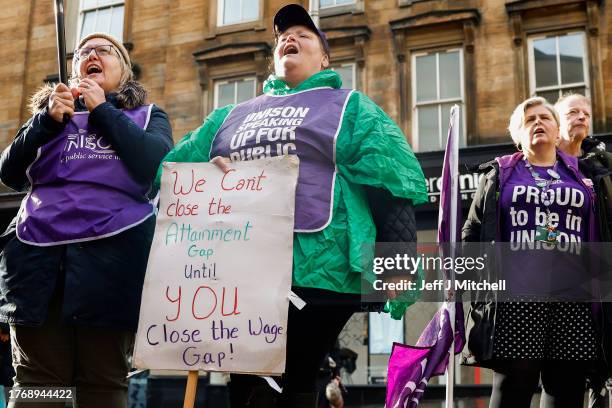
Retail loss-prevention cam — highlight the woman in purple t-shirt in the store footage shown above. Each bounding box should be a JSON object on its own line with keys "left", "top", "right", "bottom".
{"left": 462, "top": 96, "right": 602, "bottom": 407}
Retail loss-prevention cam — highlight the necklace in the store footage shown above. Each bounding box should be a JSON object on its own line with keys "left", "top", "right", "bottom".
{"left": 524, "top": 158, "right": 560, "bottom": 242}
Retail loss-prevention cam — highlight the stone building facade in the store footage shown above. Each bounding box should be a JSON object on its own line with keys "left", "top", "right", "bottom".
{"left": 2, "top": 0, "right": 610, "bottom": 149}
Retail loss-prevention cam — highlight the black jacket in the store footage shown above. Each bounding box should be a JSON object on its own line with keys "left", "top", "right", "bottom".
{"left": 579, "top": 137, "right": 612, "bottom": 241}
{"left": 460, "top": 158, "right": 500, "bottom": 366}
{"left": 578, "top": 137, "right": 612, "bottom": 377}
{"left": 0, "top": 83, "right": 173, "bottom": 331}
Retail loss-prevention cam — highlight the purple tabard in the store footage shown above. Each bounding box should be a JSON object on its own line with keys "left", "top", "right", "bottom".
{"left": 17, "top": 105, "right": 155, "bottom": 246}
{"left": 210, "top": 87, "right": 353, "bottom": 232}
{"left": 499, "top": 160, "right": 592, "bottom": 297}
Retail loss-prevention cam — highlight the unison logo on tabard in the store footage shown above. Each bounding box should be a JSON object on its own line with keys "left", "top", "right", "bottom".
{"left": 64, "top": 129, "right": 116, "bottom": 154}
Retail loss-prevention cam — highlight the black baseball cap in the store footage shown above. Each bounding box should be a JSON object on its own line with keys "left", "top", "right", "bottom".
{"left": 273, "top": 4, "right": 330, "bottom": 57}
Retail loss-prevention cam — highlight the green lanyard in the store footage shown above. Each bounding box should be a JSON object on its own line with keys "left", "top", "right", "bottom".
{"left": 524, "top": 159, "right": 561, "bottom": 241}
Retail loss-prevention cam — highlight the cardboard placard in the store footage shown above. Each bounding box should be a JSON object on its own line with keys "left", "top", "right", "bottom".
{"left": 133, "top": 156, "right": 298, "bottom": 375}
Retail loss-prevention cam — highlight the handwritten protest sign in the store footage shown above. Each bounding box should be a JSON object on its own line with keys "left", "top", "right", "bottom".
{"left": 133, "top": 156, "right": 298, "bottom": 375}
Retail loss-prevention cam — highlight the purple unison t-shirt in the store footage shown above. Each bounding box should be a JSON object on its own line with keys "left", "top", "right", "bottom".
{"left": 499, "top": 159, "right": 592, "bottom": 297}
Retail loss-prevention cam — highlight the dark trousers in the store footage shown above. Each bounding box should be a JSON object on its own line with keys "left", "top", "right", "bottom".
{"left": 229, "top": 298, "right": 356, "bottom": 407}
{"left": 7, "top": 290, "right": 133, "bottom": 408}
{"left": 489, "top": 360, "right": 589, "bottom": 408}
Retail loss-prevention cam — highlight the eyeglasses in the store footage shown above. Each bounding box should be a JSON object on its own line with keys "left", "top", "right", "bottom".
{"left": 74, "top": 44, "right": 116, "bottom": 61}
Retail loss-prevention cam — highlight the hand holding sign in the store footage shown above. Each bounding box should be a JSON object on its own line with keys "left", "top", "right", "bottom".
{"left": 210, "top": 156, "right": 232, "bottom": 173}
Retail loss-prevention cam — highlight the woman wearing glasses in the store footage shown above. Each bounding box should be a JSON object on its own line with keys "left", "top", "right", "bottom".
{"left": 0, "top": 33, "right": 172, "bottom": 407}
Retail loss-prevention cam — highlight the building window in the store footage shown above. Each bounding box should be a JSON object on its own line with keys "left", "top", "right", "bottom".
{"left": 332, "top": 63, "right": 356, "bottom": 90}
{"left": 78, "top": 0, "right": 124, "bottom": 42}
{"left": 214, "top": 77, "right": 256, "bottom": 109}
{"left": 319, "top": 0, "right": 362, "bottom": 16}
{"left": 528, "top": 32, "right": 589, "bottom": 103}
{"left": 321, "top": 0, "right": 356, "bottom": 8}
{"left": 217, "top": 0, "right": 259, "bottom": 26}
{"left": 412, "top": 49, "right": 465, "bottom": 152}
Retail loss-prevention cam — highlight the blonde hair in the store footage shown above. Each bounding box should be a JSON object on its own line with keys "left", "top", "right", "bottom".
{"left": 508, "top": 96, "right": 560, "bottom": 147}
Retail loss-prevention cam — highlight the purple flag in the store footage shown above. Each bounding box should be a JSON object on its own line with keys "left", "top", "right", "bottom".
{"left": 385, "top": 106, "right": 466, "bottom": 408}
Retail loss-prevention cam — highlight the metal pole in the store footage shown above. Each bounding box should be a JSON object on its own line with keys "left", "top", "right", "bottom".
{"left": 53, "top": 0, "right": 68, "bottom": 85}
{"left": 309, "top": 0, "right": 320, "bottom": 27}
{"left": 445, "top": 105, "right": 460, "bottom": 408}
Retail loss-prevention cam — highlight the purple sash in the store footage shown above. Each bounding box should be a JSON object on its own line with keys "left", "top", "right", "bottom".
{"left": 210, "top": 87, "right": 353, "bottom": 232}
{"left": 17, "top": 105, "right": 155, "bottom": 246}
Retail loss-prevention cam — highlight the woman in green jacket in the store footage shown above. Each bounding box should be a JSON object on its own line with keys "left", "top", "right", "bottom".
{"left": 159, "top": 4, "right": 427, "bottom": 407}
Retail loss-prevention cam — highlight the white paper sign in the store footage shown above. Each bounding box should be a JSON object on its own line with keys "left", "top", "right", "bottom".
{"left": 133, "top": 156, "right": 298, "bottom": 375}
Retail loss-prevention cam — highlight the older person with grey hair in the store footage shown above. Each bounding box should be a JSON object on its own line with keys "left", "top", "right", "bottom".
{"left": 0, "top": 32, "right": 173, "bottom": 407}
{"left": 462, "top": 96, "right": 606, "bottom": 407}
{"left": 555, "top": 93, "right": 594, "bottom": 156}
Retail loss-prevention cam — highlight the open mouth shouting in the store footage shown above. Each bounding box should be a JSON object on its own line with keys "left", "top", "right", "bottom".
{"left": 282, "top": 44, "right": 299, "bottom": 57}
{"left": 85, "top": 63, "right": 103, "bottom": 77}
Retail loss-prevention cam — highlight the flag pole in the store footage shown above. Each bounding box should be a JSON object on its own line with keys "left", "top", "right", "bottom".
{"left": 384, "top": 104, "right": 465, "bottom": 408}
{"left": 53, "top": 0, "right": 68, "bottom": 85}
{"left": 445, "top": 105, "right": 460, "bottom": 408}
{"left": 53, "top": 0, "right": 71, "bottom": 124}
{"left": 183, "top": 370, "right": 199, "bottom": 408}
